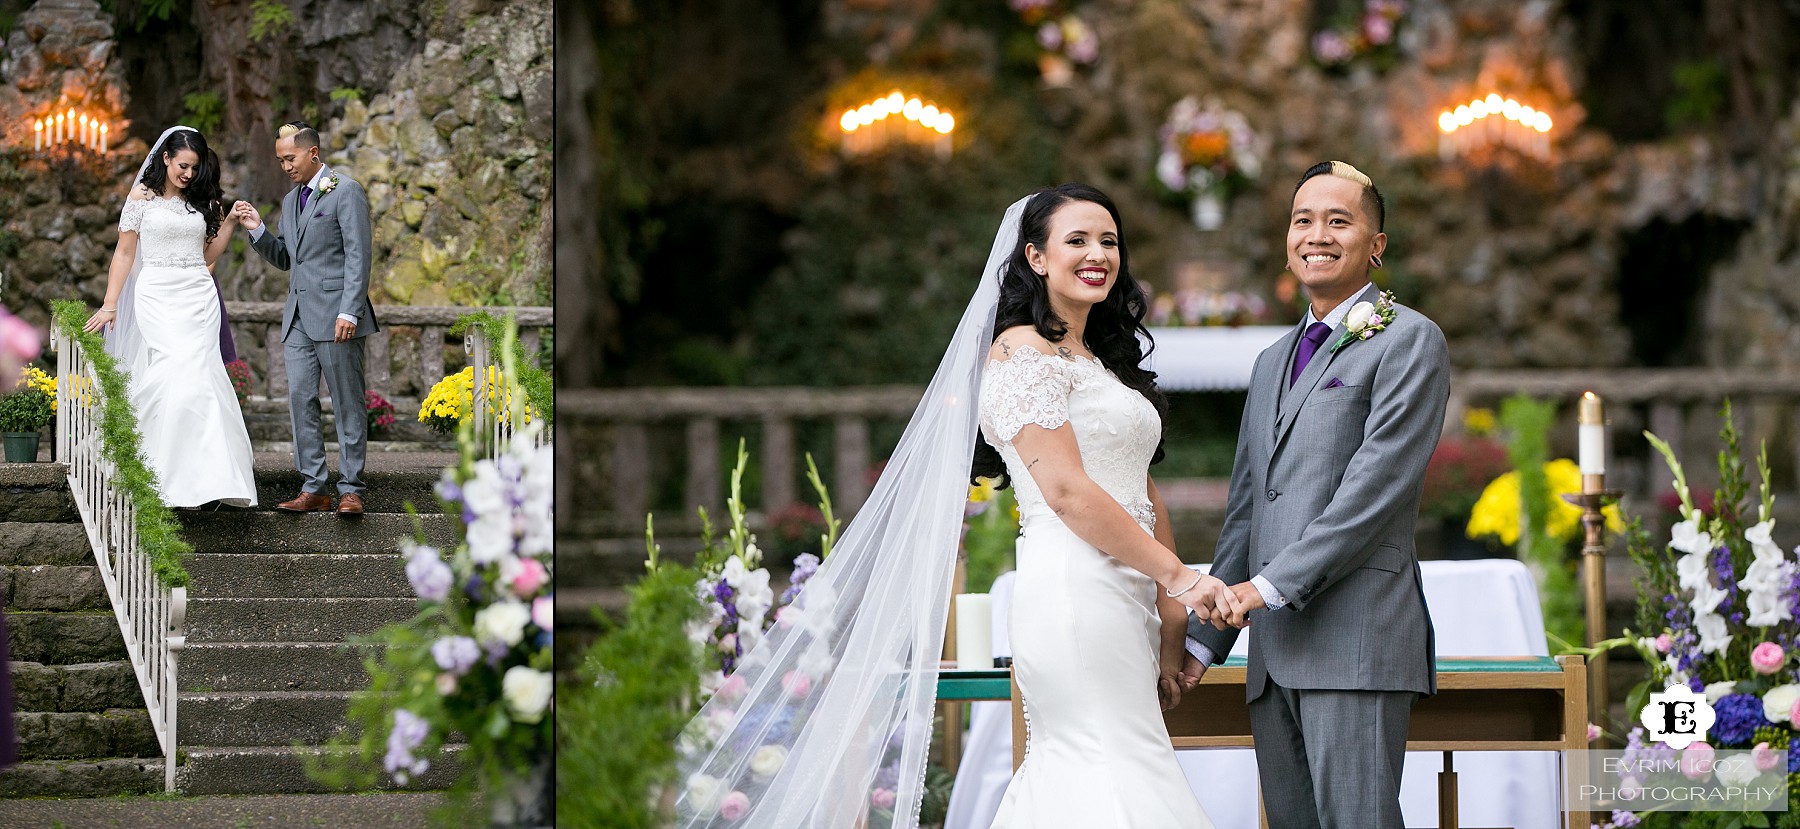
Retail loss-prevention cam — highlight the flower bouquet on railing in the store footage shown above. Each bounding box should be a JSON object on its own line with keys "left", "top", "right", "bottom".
{"left": 1155, "top": 96, "right": 1264, "bottom": 230}
{"left": 312, "top": 323, "right": 553, "bottom": 827}
{"left": 1599, "top": 401, "right": 1800, "bottom": 827}
{"left": 419, "top": 365, "right": 535, "bottom": 435}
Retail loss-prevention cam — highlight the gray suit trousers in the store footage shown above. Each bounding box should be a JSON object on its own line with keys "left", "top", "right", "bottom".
{"left": 285, "top": 326, "right": 368, "bottom": 495}
{"left": 1251, "top": 678, "right": 1416, "bottom": 829}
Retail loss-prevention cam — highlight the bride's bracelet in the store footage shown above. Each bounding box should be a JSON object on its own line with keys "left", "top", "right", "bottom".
{"left": 99, "top": 307, "right": 117, "bottom": 313}
{"left": 1165, "top": 572, "right": 1204, "bottom": 599}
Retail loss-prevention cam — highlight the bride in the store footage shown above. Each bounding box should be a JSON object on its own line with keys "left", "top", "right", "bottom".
{"left": 83, "top": 126, "right": 257, "bottom": 509}
{"left": 673, "top": 185, "right": 1232, "bottom": 828}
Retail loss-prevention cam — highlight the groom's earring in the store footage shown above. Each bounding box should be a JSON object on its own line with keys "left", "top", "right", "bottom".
{"left": 1370, "top": 254, "right": 1384, "bottom": 269}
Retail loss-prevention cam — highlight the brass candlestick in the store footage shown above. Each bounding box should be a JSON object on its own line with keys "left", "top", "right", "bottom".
{"left": 1562, "top": 487, "right": 1621, "bottom": 728}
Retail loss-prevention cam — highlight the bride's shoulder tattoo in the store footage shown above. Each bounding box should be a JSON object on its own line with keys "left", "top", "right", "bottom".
{"left": 1057, "top": 347, "right": 1075, "bottom": 360}
{"left": 998, "top": 337, "right": 1011, "bottom": 356}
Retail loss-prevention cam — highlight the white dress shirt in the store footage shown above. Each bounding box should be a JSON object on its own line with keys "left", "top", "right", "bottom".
{"left": 249, "top": 164, "right": 358, "bottom": 326}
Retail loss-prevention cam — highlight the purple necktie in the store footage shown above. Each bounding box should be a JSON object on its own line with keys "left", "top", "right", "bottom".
{"left": 1290, "top": 322, "right": 1332, "bottom": 387}
{"left": 297, "top": 185, "right": 312, "bottom": 215}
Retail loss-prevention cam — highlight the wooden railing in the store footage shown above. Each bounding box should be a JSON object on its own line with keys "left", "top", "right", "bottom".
{"left": 565, "top": 369, "right": 1800, "bottom": 533}
{"left": 222, "top": 302, "right": 552, "bottom": 402}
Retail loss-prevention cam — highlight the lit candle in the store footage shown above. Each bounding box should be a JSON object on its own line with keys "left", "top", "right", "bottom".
{"left": 99, "top": 123, "right": 108, "bottom": 154}
{"left": 1578, "top": 391, "right": 1605, "bottom": 490}
{"left": 954, "top": 593, "right": 993, "bottom": 669}
{"left": 80, "top": 113, "right": 89, "bottom": 148}
{"left": 34, "top": 119, "right": 42, "bottom": 152}
{"left": 65, "top": 108, "right": 74, "bottom": 145}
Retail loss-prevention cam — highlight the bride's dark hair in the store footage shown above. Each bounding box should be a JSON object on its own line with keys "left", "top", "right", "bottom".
{"left": 971, "top": 183, "right": 1168, "bottom": 488}
{"left": 140, "top": 129, "right": 224, "bottom": 242}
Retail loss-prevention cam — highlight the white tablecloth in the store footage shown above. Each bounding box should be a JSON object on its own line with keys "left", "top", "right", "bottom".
{"left": 1140, "top": 326, "right": 1290, "bottom": 391}
{"left": 945, "top": 559, "right": 1559, "bottom": 829}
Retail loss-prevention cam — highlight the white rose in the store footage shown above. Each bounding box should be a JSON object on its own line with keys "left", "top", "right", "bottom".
{"left": 685, "top": 773, "right": 722, "bottom": 817}
{"left": 502, "top": 665, "right": 553, "bottom": 723}
{"left": 749, "top": 745, "right": 788, "bottom": 782}
{"left": 474, "top": 600, "right": 532, "bottom": 647}
{"left": 1704, "top": 681, "right": 1738, "bottom": 704}
{"left": 1344, "top": 301, "right": 1376, "bottom": 331}
{"left": 1716, "top": 753, "right": 1760, "bottom": 788}
{"left": 1763, "top": 684, "right": 1800, "bottom": 723}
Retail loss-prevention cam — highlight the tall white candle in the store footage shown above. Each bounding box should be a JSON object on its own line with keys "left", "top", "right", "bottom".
{"left": 34, "top": 120, "right": 42, "bottom": 152}
{"left": 99, "top": 124, "right": 108, "bottom": 154}
{"left": 954, "top": 593, "right": 993, "bottom": 669}
{"left": 1578, "top": 392, "right": 1605, "bottom": 477}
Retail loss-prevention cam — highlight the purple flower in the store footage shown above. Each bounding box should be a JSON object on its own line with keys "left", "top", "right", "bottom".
{"left": 781, "top": 554, "right": 821, "bottom": 605}
{"left": 1312, "top": 31, "right": 1353, "bottom": 64}
{"left": 1709, "top": 693, "right": 1768, "bottom": 747}
{"left": 1362, "top": 13, "right": 1393, "bottom": 45}
{"left": 1610, "top": 811, "right": 1640, "bottom": 828}
{"left": 403, "top": 544, "right": 452, "bottom": 602}
{"left": 384, "top": 708, "right": 431, "bottom": 785}
{"left": 431, "top": 636, "right": 480, "bottom": 675}
{"left": 1790, "top": 746, "right": 1800, "bottom": 774}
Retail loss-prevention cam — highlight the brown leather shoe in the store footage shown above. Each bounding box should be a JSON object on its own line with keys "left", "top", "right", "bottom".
{"left": 275, "top": 491, "right": 333, "bottom": 513}
{"left": 337, "top": 492, "right": 365, "bottom": 516}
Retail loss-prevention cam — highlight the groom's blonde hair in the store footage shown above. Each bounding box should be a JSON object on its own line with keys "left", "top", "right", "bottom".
{"left": 278, "top": 121, "right": 321, "bottom": 151}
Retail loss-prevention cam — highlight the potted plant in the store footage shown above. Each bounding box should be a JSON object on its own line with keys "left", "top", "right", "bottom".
{"left": 364, "top": 389, "right": 398, "bottom": 439}
{"left": 1, "top": 365, "right": 55, "bottom": 462}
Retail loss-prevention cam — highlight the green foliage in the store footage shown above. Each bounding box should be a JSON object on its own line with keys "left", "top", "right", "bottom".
{"left": 181, "top": 91, "right": 223, "bottom": 136}
{"left": 329, "top": 87, "right": 364, "bottom": 103}
{"left": 1666, "top": 59, "right": 1728, "bottom": 132}
{"left": 1499, "top": 393, "right": 1583, "bottom": 652}
{"left": 0, "top": 382, "right": 52, "bottom": 432}
{"left": 248, "top": 0, "right": 294, "bottom": 42}
{"left": 50, "top": 301, "right": 192, "bottom": 587}
{"left": 556, "top": 553, "right": 704, "bottom": 828}
{"left": 963, "top": 485, "right": 1018, "bottom": 594}
{"left": 450, "top": 312, "right": 553, "bottom": 426}
{"left": 98, "top": 0, "right": 179, "bottom": 33}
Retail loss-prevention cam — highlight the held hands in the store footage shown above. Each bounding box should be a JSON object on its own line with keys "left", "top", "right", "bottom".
{"left": 1222, "top": 581, "right": 1268, "bottom": 628}
{"left": 232, "top": 200, "right": 261, "bottom": 231}
{"left": 1177, "top": 652, "right": 1208, "bottom": 694}
{"left": 1166, "top": 573, "right": 1241, "bottom": 631}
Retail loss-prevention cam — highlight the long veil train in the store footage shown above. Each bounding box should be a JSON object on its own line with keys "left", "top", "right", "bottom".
{"left": 673, "top": 196, "right": 1030, "bottom": 828}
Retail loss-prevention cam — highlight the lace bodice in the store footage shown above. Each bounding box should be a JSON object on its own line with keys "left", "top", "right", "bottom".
{"left": 978, "top": 344, "right": 1161, "bottom": 532}
{"left": 120, "top": 196, "right": 207, "bottom": 269}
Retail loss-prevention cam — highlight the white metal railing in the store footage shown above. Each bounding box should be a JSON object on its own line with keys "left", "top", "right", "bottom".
{"left": 466, "top": 327, "right": 548, "bottom": 457}
{"left": 52, "top": 329, "right": 185, "bottom": 792}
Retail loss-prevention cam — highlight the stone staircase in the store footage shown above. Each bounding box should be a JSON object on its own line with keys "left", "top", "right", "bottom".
{"left": 1, "top": 463, "right": 162, "bottom": 797}
{"left": 1, "top": 453, "right": 465, "bottom": 797}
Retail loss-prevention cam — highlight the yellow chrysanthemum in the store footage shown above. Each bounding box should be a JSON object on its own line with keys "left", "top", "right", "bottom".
{"left": 12, "top": 365, "right": 59, "bottom": 414}
{"left": 968, "top": 476, "right": 998, "bottom": 504}
{"left": 417, "top": 366, "right": 534, "bottom": 433}
{"left": 1467, "top": 458, "right": 1624, "bottom": 545}
{"left": 1463, "top": 407, "right": 1497, "bottom": 437}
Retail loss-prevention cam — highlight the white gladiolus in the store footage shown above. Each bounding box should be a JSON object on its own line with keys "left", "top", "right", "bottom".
{"left": 1764, "top": 684, "right": 1800, "bottom": 723}
{"left": 1670, "top": 518, "right": 1714, "bottom": 555}
{"left": 473, "top": 600, "right": 531, "bottom": 647}
{"left": 1690, "top": 582, "right": 1727, "bottom": 615}
{"left": 1676, "top": 553, "right": 1711, "bottom": 591}
{"left": 1695, "top": 612, "right": 1733, "bottom": 654}
{"left": 1746, "top": 585, "right": 1793, "bottom": 627}
{"left": 502, "top": 666, "right": 553, "bottom": 723}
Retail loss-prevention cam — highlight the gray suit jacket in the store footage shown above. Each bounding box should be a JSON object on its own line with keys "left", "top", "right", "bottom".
{"left": 248, "top": 165, "right": 380, "bottom": 343}
{"left": 1190, "top": 284, "right": 1449, "bottom": 700}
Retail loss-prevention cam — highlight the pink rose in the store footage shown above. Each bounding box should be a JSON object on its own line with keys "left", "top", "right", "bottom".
{"left": 1681, "top": 742, "right": 1715, "bottom": 780}
{"left": 718, "top": 674, "right": 747, "bottom": 702}
{"left": 1586, "top": 723, "right": 1601, "bottom": 743}
{"left": 870, "top": 788, "right": 896, "bottom": 810}
{"left": 782, "top": 671, "right": 812, "bottom": 700}
{"left": 1753, "top": 642, "right": 1786, "bottom": 675}
{"left": 1754, "top": 741, "right": 1782, "bottom": 772}
{"left": 531, "top": 595, "right": 552, "bottom": 631}
{"left": 1655, "top": 634, "right": 1672, "bottom": 654}
{"left": 1789, "top": 696, "right": 1800, "bottom": 726}
{"left": 510, "top": 558, "right": 548, "bottom": 596}
{"left": 719, "top": 791, "right": 751, "bottom": 821}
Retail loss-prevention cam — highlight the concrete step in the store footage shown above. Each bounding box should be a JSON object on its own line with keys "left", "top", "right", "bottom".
{"left": 178, "top": 691, "right": 353, "bottom": 746}
{"left": 250, "top": 468, "right": 446, "bottom": 515}
{"left": 178, "top": 744, "right": 465, "bottom": 795}
{"left": 185, "top": 554, "right": 409, "bottom": 599}
{"left": 2, "top": 563, "right": 108, "bottom": 611}
{"left": 0, "top": 467, "right": 77, "bottom": 524}
{"left": 182, "top": 642, "right": 371, "bottom": 693}
{"left": 12, "top": 709, "right": 159, "bottom": 760}
{"left": 177, "top": 512, "right": 458, "bottom": 555}
{"left": 10, "top": 661, "right": 141, "bottom": 712}
{"left": 187, "top": 598, "right": 417, "bottom": 644}
{"left": 0, "top": 522, "right": 90, "bottom": 566}
{"left": 6, "top": 610, "right": 127, "bottom": 664}
{"left": 0, "top": 790, "right": 451, "bottom": 824}
{"left": 0, "top": 757, "right": 163, "bottom": 798}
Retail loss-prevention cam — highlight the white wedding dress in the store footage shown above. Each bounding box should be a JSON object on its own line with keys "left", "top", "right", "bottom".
{"left": 979, "top": 344, "right": 1212, "bottom": 828}
{"left": 116, "top": 195, "right": 257, "bottom": 508}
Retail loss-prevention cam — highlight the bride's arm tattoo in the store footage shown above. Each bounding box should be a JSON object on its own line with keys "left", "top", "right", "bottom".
{"left": 1057, "top": 347, "right": 1074, "bottom": 360}
{"left": 998, "top": 338, "right": 1011, "bottom": 356}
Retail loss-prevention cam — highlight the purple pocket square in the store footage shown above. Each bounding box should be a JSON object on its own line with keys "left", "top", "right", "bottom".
{"left": 1324, "top": 377, "right": 1345, "bottom": 389}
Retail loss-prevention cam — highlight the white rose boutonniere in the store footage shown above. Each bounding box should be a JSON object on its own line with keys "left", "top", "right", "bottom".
{"left": 316, "top": 173, "right": 340, "bottom": 196}
{"left": 1329, "top": 290, "right": 1398, "bottom": 353}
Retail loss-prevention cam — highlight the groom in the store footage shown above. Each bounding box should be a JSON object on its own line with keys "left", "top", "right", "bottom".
{"left": 1183, "top": 161, "right": 1449, "bottom": 827}
{"left": 235, "top": 121, "right": 379, "bottom": 516}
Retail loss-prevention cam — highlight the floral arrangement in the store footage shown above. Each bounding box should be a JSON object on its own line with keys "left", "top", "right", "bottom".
{"left": 312, "top": 324, "right": 553, "bottom": 825}
{"left": 1466, "top": 458, "right": 1625, "bottom": 547}
{"left": 964, "top": 476, "right": 1021, "bottom": 594}
{"left": 365, "top": 389, "right": 398, "bottom": 438}
{"left": 224, "top": 359, "right": 253, "bottom": 405}
{"left": 1146, "top": 289, "right": 1273, "bottom": 328}
{"left": 1603, "top": 402, "right": 1800, "bottom": 828}
{"left": 1008, "top": 0, "right": 1098, "bottom": 85}
{"left": 1311, "top": 0, "right": 1407, "bottom": 72}
{"left": 419, "top": 366, "right": 534, "bottom": 434}
{"left": 1420, "top": 408, "right": 1510, "bottom": 524}
{"left": 0, "top": 364, "right": 56, "bottom": 433}
{"left": 1155, "top": 97, "right": 1264, "bottom": 229}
